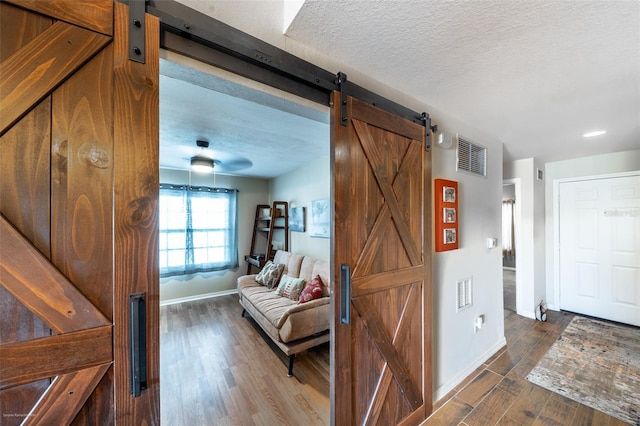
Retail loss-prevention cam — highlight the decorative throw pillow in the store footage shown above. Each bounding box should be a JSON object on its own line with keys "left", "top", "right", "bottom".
{"left": 255, "top": 261, "right": 285, "bottom": 289}
{"left": 275, "top": 274, "right": 306, "bottom": 300}
{"left": 298, "top": 275, "right": 324, "bottom": 304}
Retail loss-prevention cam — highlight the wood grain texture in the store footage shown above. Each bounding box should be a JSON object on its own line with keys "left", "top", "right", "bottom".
{"left": 48, "top": 25, "right": 116, "bottom": 426}
{"left": 353, "top": 266, "right": 424, "bottom": 297}
{"left": 0, "top": 21, "right": 110, "bottom": 135}
{"left": 0, "top": 3, "right": 52, "bottom": 254}
{"left": 5, "top": 0, "right": 113, "bottom": 35}
{"left": 353, "top": 297, "right": 422, "bottom": 411}
{"left": 0, "top": 2, "right": 51, "bottom": 62}
{"left": 422, "top": 126, "right": 433, "bottom": 417}
{"left": 350, "top": 98, "right": 424, "bottom": 141}
{"left": 0, "top": 1, "right": 120, "bottom": 423}
{"left": 335, "top": 95, "right": 427, "bottom": 425}
{"left": 24, "top": 364, "right": 110, "bottom": 426}
{"left": 352, "top": 118, "right": 421, "bottom": 264}
{"left": 112, "top": 3, "right": 160, "bottom": 424}
{"left": 364, "top": 283, "right": 420, "bottom": 426}
{"left": 71, "top": 367, "right": 115, "bottom": 426}
{"left": 51, "top": 43, "right": 114, "bottom": 319}
{"left": 331, "top": 90, "right": 353, "bottom": 426}
{"left": 423, "top": 310, "right": 629, "bottom": 425}
{"left": 0, "top": 6, "right": 54, "bottom": 423}
{"left": 0, "top": 216, "right": 110, "bottom": 333}
{"left": 0, "top": 325, "right": 112, "bottom": 389}
{"left": 160, "top": 295, "right": 329, "bottom": 425}
{"left": 0, "top": 99, "right": 52, "bottom": 257}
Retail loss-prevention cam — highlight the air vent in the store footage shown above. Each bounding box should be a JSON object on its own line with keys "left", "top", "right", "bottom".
{"left": 456, "top": 277, "right": 473, "bottom": 312}
{"left": 456, "top": 135, "right": 487, "bottom": 177}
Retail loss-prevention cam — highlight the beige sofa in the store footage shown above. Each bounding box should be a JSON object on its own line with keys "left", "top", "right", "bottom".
{"left": 237, "top": 250, "right": 330, "bottom": 376}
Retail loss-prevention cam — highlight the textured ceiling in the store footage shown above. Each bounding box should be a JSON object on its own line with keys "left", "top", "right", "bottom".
{"left": 162, "top": 0, "right": 639, "bottom": 177}
{"left": 285, "top": 0, "right": 639, "bottom": 162}
{"left": 160, "top": 58, "right": 329, "bottom": 178}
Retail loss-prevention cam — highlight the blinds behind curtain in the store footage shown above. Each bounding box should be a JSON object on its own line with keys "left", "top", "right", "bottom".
{"left": 159, "top": 184, "right": 239, "bottom": 277}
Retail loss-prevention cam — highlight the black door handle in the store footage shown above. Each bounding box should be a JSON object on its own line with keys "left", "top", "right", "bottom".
{"left": 129, "top": 292, "right": 147, "bottom": 397}
{"left": 340, "top": 264, "right": 351, "bottom": 324}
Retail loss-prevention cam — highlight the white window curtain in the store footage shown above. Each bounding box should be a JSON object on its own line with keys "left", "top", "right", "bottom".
{"left": 502, "top": 199, "right": 515, "bottom": 255}
{"left": 159, "top": 184, "right": 239, "bottom": 277}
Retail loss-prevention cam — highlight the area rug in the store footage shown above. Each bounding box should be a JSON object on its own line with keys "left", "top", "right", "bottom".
{"left": 526, "top": 316, "right": 640, "bottom": 425}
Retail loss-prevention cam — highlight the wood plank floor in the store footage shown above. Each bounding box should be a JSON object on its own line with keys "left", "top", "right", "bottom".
{"left": 160, "top": 294, "right": 329, "bottom": 425}
{"left": 161, "top": 295, "right": 628, "bottom": 425}
{"left": 423, "top": 309, "right": 629, "bottom": 426}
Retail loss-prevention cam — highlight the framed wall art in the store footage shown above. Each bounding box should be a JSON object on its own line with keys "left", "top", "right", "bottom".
{"left": 309, "top": 199, "right": 330, "bottom": 238}
{"left": 435, "top": 178, "right": 459, "bottom": 252}
{"left": 289, "top": 207, "right": 305, "bottom": 232}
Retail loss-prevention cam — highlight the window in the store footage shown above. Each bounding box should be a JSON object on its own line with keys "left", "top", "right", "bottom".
{"left": 159, "top": 184, "right": 239, "bottom": 277}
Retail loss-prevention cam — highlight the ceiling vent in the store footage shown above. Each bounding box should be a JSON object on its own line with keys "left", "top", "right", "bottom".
{"left": 456, "top": 134, "right": 487, "bottom": 177}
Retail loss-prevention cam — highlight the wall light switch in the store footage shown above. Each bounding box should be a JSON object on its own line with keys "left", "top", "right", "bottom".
{"left": 486, "top": 237, "right": 498, "bottom": 248}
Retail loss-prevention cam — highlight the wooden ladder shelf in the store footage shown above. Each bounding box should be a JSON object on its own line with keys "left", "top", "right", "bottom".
{"left": 245, "top": 201, "right": 289, "bottom": 273}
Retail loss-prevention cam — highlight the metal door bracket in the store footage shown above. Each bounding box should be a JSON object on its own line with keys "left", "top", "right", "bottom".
{"left": 128, "top": 0, "right": 146, "bottom": 63}
{"left": 421, "top": 112, "right": 432, "bottom": 152}
{"left": 336, "top": 72, "right": 348, "bottom": 126}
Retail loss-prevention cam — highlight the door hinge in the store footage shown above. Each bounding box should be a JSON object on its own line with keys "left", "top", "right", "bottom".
{"left": 335, "top": 72, "right": 348, "bottom": 126}
{"left": 128, "top": 0, "right": 146, "bottom": 63}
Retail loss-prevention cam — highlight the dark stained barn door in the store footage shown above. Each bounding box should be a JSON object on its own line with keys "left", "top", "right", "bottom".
{"left": 333, "top": 93, "right": 432, "bottom": 425}
{"left": 0, "top": 1, "right": 159, "bottom": 424}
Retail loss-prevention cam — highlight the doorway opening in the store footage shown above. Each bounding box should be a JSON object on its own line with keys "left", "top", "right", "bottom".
{"left": 158, "top": 50, "right": 332, "bottom": 422}
{"left": 502, "top": 183, "right": 516, "bottom": 312}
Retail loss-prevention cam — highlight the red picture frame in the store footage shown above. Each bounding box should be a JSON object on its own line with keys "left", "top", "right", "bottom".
{"left": 435, "top": 179, "right": 459, "bottom": 252}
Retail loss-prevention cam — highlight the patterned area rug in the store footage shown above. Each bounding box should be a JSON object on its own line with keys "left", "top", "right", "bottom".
{"left": 527, "top": 316, "right": 640, "bottom": 425}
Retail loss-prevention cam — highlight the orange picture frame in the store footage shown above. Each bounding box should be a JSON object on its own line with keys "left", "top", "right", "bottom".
{"left": 435, "top": 179, "right": 459, "bottom": 252}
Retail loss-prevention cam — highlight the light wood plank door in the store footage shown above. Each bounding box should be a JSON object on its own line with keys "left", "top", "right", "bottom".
{"left": 0, "top": 1, "right": 159, "bottom": 424}
{"left": 333, "top": 93, "right": 432, "bottom": 425}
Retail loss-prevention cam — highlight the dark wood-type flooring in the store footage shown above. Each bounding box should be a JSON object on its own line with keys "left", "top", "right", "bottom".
{"left": 161, "top": 295, "right": 628, "bottom": 425}
{"left": 423, "top": 310, "right": 629, "bottom": 426}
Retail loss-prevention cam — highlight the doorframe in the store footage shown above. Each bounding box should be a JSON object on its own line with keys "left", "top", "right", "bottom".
{"left": 552, "top": 170, "right": 640, "bottom": 311}
{"left": 141, "top": 1, "right": 433, "bottom": 424}
{"left": 503, "top": 178, "right": 524, "bottom": 315}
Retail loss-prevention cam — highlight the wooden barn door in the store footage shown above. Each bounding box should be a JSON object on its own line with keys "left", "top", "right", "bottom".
{"left": 333, "top": 93, "right": 432, "bottom": 425}
{"left": 0, "top": 1, "right": 159, "bottom": 424}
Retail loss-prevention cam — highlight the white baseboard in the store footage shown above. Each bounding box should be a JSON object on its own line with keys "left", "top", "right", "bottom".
{"left": 160, "top": 289, "right": 238, "bottom": 307}
{"left": 433, "top": 336, "right": 507, "bottom": 403}
{"left": 517, "top": 309, "right": 536, "bottom": 320}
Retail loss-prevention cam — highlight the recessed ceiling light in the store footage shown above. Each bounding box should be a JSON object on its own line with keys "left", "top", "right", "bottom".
{"left": 583, "top": 130, "right": 606, "bottom": 138}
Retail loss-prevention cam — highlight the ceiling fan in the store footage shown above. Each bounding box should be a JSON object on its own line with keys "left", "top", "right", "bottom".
{"left": 187, "top": 139, "right": 253, "bottom": 174}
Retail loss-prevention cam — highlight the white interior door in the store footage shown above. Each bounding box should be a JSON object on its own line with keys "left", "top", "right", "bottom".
{"left": 559, "top": 174, "right": 640, "bottom": 326}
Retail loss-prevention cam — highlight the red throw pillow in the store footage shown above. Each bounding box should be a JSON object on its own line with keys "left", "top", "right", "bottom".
{"left": 298, "top": 275, "right": 324, "bottom": 304}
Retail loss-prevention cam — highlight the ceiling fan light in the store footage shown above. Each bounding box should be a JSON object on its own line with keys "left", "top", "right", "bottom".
{"left": 190, "top": 156, "right": 214, "bottom": 173}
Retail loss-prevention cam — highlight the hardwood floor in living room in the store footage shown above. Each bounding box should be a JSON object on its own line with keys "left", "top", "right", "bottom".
{"left": 161, "top": 295, "right": 627, "bottom": 425}
{"left": 160, "top": 294, "right": 329, "bottom": 425}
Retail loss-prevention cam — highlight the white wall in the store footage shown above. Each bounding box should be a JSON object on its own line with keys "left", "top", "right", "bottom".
{"left": 544, "top": 149, "right": 640, "bottom": 309}
{"left": 431, "top": 118, "right": 505, "bottom": 400}
{"left": 175, "top": 0, "right": 507, "bottom": 403}
{"left": 159, "top": 168, "right": 269, "bottom": 303}
{"left": 269, "top": 155, "right": 331, "bottom": 261}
